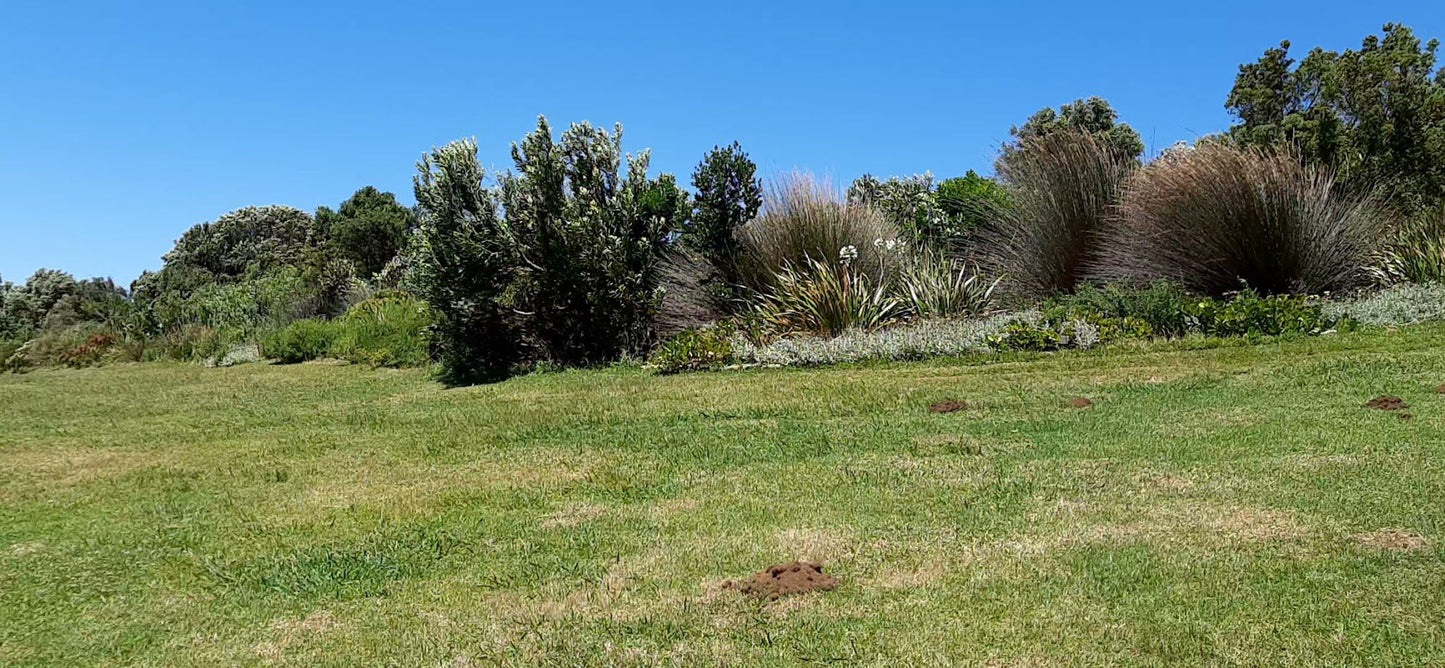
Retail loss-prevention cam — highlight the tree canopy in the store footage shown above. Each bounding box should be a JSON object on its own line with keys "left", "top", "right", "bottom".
{"left": 1227, "top": 23, "right": 1445, "bottom": 211}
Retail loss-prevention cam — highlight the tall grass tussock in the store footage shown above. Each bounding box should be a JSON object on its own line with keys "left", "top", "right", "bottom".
{"left": 1100, "top": 144, "right": 1388, "bottom": 295}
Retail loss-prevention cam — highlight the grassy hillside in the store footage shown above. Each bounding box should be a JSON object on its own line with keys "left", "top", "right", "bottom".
{"left": 2, "top": 327, "right": 1444, "bottom": 666}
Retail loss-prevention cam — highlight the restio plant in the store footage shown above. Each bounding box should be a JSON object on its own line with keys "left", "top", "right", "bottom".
{"left": 982, "top": 130, "right": 1135, "bottom": 297}
{"left": 259, "top": 319, "right": 338, "bottom": 364}
{"left": 1101, "top": 144, "right": 1387, "bottom": 296}
{"left": 329, "top": 292, "right": 434, "bottom": 368}
{"left": 736, "top": 173, "right": 898, "bottom": 294}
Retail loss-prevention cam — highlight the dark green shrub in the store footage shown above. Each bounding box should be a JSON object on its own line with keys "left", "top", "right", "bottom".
{"left": 681, "top": 142, "right": 762, "bottom": 285}
{"left": 1186, "top": 290, "right": 1327, "bottom": 337}
{"left": 316, "top": 186, "right": 416, "bottom": 278}
{"left": 260, "top": 320, "right": 338, "bottom": 364}
{"left": 410, "top": 138, "right": 519, "bottom": 384}
{"left": 500, "top": 117, "right": 689, "bottom": 365}
{"left": 649, "top": 327, "right": 734, "bottom": 374}
{"left": 330, "top": 293, "right": 433, "bottom": 368}
{"left": 1042, "top": 281, "right": 1195, "bottom": 337}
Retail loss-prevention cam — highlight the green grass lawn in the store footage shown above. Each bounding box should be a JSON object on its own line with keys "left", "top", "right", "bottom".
{"left": 3, "top": 327, "right": 1444, "bottom": 666}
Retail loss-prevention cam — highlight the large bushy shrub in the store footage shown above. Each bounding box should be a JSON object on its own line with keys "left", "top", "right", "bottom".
{"left": 1100, "top": 144, "right": 1387, "bottom": 296}
{"left": 982, "top": 130, "right": 1135, "bottom": 297}
{"left": 410, "top": 138, "right": 518, "bottom": 384}
{"left": 500, "top": 117, "right": 689, "bottom": 365}
{"left": 933, "top": 171, "right": 1011, "bottom": 243}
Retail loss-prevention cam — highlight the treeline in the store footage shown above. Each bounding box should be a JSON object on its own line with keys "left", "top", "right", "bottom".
{"left": 3, "top": 23, "right": 1444, "bottom": 381}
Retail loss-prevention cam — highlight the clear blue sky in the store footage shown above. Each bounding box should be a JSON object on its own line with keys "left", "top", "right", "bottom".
{"left": 3, "top": 1, "right": 1443, "bottom": 286}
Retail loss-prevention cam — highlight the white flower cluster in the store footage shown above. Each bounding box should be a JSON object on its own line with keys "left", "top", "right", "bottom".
{"left": 872, "top": 237, "right": 907, "bottom": 252}
{"left": 838, "top": 245, "right": 859, "bottom": 266}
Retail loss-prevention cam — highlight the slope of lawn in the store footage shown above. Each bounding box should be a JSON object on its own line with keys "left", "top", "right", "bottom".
{"left": 2, "top": 326, "right": 1444, "bottom": 666}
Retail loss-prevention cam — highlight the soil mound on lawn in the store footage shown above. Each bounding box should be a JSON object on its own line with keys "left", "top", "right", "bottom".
{"left": 1067, "top": 397, "right": 1094, "bottom": 408}
{"left": 929, "top": 400, "right": 967, "bottom": 413}
{"left": 726, "top": 561, "right": 839, "bottom": 600}
{"left": 1364, "top": 396, "right": 1408, "bottom": 411}
{"left": 1436, "top": 384, "right": 1445, "bottom": 394}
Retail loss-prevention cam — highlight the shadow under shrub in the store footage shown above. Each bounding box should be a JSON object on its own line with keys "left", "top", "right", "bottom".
{"left": 1100, "top": 144, "right": 1388, "bottom": 296}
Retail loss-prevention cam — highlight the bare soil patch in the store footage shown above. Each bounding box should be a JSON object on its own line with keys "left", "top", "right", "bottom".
{"left": 928, "top": 400, "right": 968, "bottom": 413}
{"left": 725, "top": 561, "right": 839, "bottom": 600}
{"left": 1436, "top": 383, "right": 1445, "bottom": 394}
{"left": 1353, "top": 529, "right": 1430, "bottom": 552}
{"left": 1067, "top": 397, "right": 1094, "bottom": 408}
{"left": 1364, "top": 396, "right": 1408, "bottom": 411}
{"left": 1399, "top": 412, "right": 1414, "bottom": 421}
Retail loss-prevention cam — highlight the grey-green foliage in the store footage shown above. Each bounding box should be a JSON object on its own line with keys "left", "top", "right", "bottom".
{"left": 847, "top": 173, "right": 941, "bottom": 244}
{"left": 159, "top": 206, "right": 321, "bottom": 289}
{"left": 499, "top": 116, "right": 689, "bottom": 365}
{"left": 411, "top": 137, "right": 518, "bottom": 384}
{"left": 1325, "top": 282, "right": 1445, "bottom": 326}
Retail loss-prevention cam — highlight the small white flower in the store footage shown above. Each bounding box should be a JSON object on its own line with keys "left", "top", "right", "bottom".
{"left": 885, "top": 239, "right": 896, "bottom": 251}
{"left": 839, "top": 245, "right": 859, "bottom": 266}
{"left": 874, "top": 238, "right": 884, "bottom": 248}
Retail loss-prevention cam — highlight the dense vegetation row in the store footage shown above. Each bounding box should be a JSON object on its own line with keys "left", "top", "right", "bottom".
{"left": 4, "top": 24, "right": 1445, "bottom": 382}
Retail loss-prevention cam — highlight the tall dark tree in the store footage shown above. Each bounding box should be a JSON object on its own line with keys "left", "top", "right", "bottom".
{"left": 681, "top": 142, "right": 762, "bottom": 279}
{"left": 1227, "top": 23, "right": 1445, "bottom": 211}
{"left": 1000, "top": 97, "right": 1145, "bottom": 169}
{"left": 316, "top": 186, "right": 417, "bottom": 277}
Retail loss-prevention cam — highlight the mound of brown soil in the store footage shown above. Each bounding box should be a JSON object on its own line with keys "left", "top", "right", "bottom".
{"left": 929, "top": 400, "right": 967, "bottom": 413}
{"left": 1067, "top": 397, "right": 1094, "bottom": 408}
{"left": 1437, "top": 384, "right": 1445, "bottom": 395}
{"left": 1364, "top": 396, "right": 1408, "bottom": 411}
{"left": 1399, "top": 412, "right": 1415, "bottom": 421}
{"left": 725, "top": 561, "right": 839, "bottom": 600}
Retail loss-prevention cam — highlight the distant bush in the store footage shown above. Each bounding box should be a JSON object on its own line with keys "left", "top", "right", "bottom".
{"left": 934, "top": 171, "right": 1011, "bottom": 243}
{"left": 680, "top": 142, "right": 762, "bottom": 288}
{"left": 648, "top": 327, "right": 734, "bottom": 374}
{"left": 329, "top": 293, "right": 433, "bottom": 368}
{"left": 1101, "top": 144, "right": 1387, "bottom": 296}
{"left": 982, "top": 130, "right": 1134, "bottom": 297}
{"left": 260, "top": 320, "right": 338, "bottom": 364}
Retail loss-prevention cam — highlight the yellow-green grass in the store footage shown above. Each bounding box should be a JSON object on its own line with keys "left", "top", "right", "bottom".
{"left": 2, "top": 327, "right": 1444, "bottom": 666}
